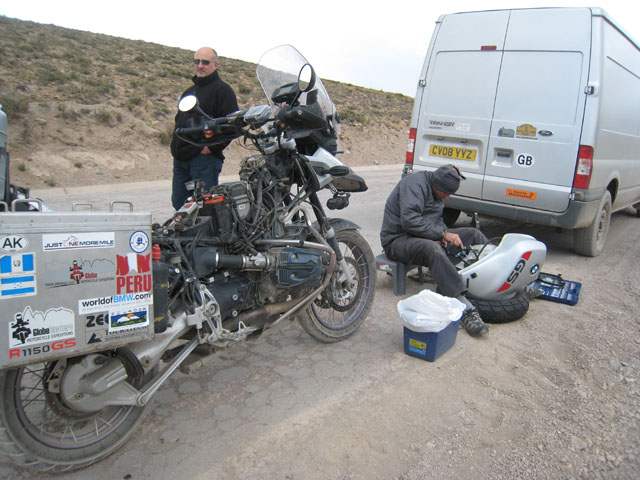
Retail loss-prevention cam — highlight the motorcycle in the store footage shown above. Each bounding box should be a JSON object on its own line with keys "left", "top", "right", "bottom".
{"left": 0, "top": 45, "right": 376, "bottom": 472}
{"left": 453, "top": 233, "right": 547, "bottom": 323}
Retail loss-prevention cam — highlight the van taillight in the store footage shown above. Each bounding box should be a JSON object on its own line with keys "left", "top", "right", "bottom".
{"left": 405, "top": 128, "right": 417, "bottom": 165}
{"left": 573, "top": 145, "right": 594, "bottom": 189}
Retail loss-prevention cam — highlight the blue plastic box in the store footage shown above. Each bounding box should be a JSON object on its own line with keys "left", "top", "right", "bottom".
{"left": 403, "top": 320, "right": 459, "bottom": 362}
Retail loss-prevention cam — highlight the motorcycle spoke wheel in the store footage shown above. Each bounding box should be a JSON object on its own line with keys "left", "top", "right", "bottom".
{"left": 0, "top": 359, "right": 152, "bottom": 473}
{"left": 299, "top": 229, "right": 376, "bottom": 342}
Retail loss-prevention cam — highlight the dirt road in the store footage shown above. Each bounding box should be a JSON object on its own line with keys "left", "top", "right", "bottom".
{"left": 3, "top": 165, "right": 639, "bottom": 479}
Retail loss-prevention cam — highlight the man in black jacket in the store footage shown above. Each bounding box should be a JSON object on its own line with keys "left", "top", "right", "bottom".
{"left": 170, "top": 47, "right": 238, "bottom": 210}
{"left": 380, "top": 164, "right": 489, "bottom": 336}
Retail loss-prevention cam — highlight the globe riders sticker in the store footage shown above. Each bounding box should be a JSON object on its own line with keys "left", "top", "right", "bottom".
{"left": 9, "top": 306, "right": 75, "bottom": 348}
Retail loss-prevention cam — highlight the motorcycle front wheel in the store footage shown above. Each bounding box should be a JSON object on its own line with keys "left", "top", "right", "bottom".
{"left": 0, "top": 357, "right": 153, "bottom": 473}
{"left": 299, "top": 229, "right": 376, "bottom": 342}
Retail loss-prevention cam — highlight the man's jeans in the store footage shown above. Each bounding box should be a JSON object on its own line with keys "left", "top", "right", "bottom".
{"left": 172, "top": 153, "right": 223, "bottom": 210}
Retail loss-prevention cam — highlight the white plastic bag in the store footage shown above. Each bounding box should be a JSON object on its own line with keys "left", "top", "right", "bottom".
{"left": 397, "top": 289, "right": 466, "bottom": 333}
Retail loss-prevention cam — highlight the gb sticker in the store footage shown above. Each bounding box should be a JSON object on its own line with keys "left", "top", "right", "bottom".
{"left": 517, "top": 154, "right": 535, "bottom": 168}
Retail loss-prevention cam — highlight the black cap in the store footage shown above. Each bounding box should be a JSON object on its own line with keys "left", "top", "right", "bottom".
{"left": 432, "top": 164, "right": 466, "bottom": 194}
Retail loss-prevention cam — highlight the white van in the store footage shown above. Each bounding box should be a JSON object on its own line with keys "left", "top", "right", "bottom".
{"left": 404, "top": 7, "right": 640, "bottom": 256}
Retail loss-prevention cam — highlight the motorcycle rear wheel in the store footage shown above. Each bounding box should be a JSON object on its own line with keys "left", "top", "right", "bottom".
{"left": 468, "top": 290, "right": 530, "bottom": 323}
{"left": 299, "top": 229, "right": 376, "bottom": 342}
{"left": 0, "top": 357, "right": 153, "bottom": 473}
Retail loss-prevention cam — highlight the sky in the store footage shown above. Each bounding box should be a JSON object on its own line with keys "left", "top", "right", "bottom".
{"left": 2, "top": 1, "right": 639, "bottom": 97}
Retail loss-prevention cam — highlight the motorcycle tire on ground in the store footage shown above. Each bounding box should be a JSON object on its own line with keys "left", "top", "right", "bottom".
{"left": 468, "top": 290, "right": 530, "bottom": 324}
{"left": 299, "top": 229, "right": 376, "bottom": 342}
{"left": 0, "top": 358, "right": 155, "bottom": 473}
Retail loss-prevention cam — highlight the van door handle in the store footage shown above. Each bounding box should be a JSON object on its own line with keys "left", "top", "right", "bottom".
{"left": 496, "top": 151, "right": 511, "bottom": 157}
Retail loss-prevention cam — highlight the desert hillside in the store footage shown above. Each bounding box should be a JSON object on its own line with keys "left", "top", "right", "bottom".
{"left": 0, "top": 16, "right": 412, "bottom": 190}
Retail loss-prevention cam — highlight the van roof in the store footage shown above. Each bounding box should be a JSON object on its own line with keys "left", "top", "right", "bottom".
{"left": 436, "top": 7, "right": 640, "bottom": 51}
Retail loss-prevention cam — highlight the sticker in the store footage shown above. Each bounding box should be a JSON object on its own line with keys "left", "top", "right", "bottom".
{"left": 516, "top": 124, "right": 537, "bottom": 137}
{"left": 506, "top": 188, "right": 537, "bottom": 201}
{"left": 43, "top": 232, "right": 115, "bottom": 251}
{"left": 516, "top": 154, "right": 535, "bottom": 168}
{"left": 408, "top": 338, "right": 427, "bottom": 354}
{"left": 43, "top": 257, "right": 115, "bottom": 289}
{"left": 108, "top": 306, "right": 149, "bottom": 332}
{"left": 8, "top": 338, "right": 76, "bottom": 360}
{"left": 86, "top": 325, "right": 149, "bottom": 345}
{"left": 1, "top": 253, "right": 37, "bottom": 299}
{"left": 129, "top": 231, "right": 150, "bottom": 253}
{"left": 116, "top": 253, "right": 151, "bottom": 294}
{"left": 9, "top": 306, "right": 75, "bottom": 348}
{"left": 85, "top": 312, "right": 110, "bottom": 329}
{"left": 78, "top": 291, "right": 153, "bottom": 315}
{"left": 498, "top": 127, "right": 515, "bottom": 138}
{"left": 1, "top": 235, "right": 29, "bottom": 252}
{"left": 455, "top": 123, "right": 470, "bottom": 132}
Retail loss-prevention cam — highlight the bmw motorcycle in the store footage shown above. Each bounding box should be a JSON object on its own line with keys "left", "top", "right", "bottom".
{"left": 0, "top": 45, "right": 376, "bottom": 472}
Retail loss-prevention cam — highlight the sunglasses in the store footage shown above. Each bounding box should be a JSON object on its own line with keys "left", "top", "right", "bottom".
{"left": 193, "top": 59, "right": 211, "bottom": 65}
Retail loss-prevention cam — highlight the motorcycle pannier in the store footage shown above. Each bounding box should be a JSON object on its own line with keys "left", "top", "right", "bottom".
{"left": 0, "top": 211, "right": 154, "bottom": 369}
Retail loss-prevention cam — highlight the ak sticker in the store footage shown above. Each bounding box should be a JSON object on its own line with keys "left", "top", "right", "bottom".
{"left": 0, "top": 235, "right": 29, "bottom": 252}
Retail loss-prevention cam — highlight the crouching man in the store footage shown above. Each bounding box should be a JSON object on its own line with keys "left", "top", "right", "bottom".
{"left": 380, "top": 164, "right": 489, "bottom": 336}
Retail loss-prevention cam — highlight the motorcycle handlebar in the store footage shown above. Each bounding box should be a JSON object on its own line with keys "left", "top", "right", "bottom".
{"left": 175, "top": 116, "right": 231, "bottom": 136}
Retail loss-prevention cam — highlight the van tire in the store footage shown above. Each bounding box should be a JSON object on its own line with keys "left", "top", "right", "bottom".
{"left": 574, "top": 191, "right": 612, "bottom": 257}
{"left": 468, "top": 291, "right": 530, "bottom": 323}
{"left": 443, "top": 208, "right": 461, "bottom": 227}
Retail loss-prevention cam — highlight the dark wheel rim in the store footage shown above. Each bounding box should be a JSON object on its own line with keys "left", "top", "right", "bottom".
{"left": 13, "top": 362, "right": 139, "bottom": 450}
{"left": 310, "top": 236, "right": 373, "bottom": 330}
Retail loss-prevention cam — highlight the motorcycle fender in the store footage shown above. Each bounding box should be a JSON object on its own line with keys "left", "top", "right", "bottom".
{"left": 326, "top": 218, "right": 361, "bottom": 232}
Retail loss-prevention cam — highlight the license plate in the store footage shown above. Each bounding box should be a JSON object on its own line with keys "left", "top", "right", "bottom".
{"left": 429, "top": 144, "right": 477, "bottom": 161}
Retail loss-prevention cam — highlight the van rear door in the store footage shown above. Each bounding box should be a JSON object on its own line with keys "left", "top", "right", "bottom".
{"left": 417, "top": 10, "right": 510, "bottom": 199}
{"left": 482, "top": 8, "right": 591, "bottom": 212}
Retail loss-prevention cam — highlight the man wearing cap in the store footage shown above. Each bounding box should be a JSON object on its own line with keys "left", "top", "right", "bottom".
{"left": 380, "top": 164, "right": 489, "bottom": 336}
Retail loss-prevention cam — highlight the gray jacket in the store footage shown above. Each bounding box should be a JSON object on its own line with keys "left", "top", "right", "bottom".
{"left": 380, "top": 171, "right": 448, "bottom": 249}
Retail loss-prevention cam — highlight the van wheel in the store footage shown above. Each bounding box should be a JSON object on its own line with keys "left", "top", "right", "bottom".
{"left": 634, "top": 202, "right": 640, "bottom": 218}
{"left": 574, "top": 191, "right": 612, "bottom": 257}
{"left": 443, "top": 208, "right": 461, "bottom": 228}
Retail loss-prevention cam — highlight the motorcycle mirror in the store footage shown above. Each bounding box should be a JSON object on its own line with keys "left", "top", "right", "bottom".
{"left": 298, "top": 64, "right": 316, "bottom": 92}
{"left": 178, "top": 95, "right": 198, "bottom": 112}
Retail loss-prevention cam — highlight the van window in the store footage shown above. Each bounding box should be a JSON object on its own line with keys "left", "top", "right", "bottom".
{"left": 424, "top": 51, "right": 501, "bottom": 119}
{"left": 493, "top": 51, "right": 584, "bottom": 126}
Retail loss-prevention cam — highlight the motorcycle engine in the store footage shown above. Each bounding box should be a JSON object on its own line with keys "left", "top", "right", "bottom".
{"left": 178, "top": 181, "right": 253, "bottom": 244}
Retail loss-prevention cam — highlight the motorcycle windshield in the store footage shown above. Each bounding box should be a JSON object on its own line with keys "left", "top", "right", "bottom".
{"left": 257, "top": 45, "right": 338, "bottom": 128}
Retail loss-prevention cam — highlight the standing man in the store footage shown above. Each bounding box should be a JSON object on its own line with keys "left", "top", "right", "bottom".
{"left": 380, "top": 164, "right": 489, "bottom": 337}
{"left": 170, "top": 47, "right": 238, "bottom": 210}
